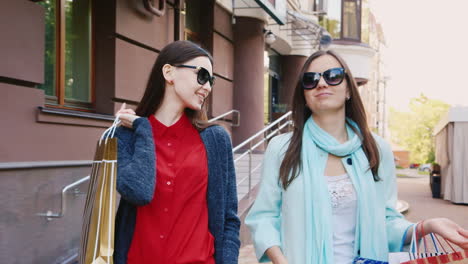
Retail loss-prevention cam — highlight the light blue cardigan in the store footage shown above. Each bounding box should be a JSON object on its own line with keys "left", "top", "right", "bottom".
{"left": 245, "top": 132, "right": 413, "bottom": 263}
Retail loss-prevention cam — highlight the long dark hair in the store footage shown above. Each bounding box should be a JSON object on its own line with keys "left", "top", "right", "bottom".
{"left": 136, "top": 40, "right": 213, "bottom": 131}
{"left": 279, "top": 50, "right": 381, "bottom": 190}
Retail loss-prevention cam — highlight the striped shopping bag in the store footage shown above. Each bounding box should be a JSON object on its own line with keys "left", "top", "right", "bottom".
{"left": 390, "top": 222, "right": 468, "bottom": 264}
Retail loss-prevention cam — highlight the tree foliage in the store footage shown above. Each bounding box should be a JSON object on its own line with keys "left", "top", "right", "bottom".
{"left": 389, "top": 94, "right": 450, "bottom": 164}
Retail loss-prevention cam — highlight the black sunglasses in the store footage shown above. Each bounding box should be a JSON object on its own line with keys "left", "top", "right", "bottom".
{"left": 174, "top": 64, "right": 215, "bottom": 87}
{"left": 302, "top": 67, "right": 346, "bottom": 90}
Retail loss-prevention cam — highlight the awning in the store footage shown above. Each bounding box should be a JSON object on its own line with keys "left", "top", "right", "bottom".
{"left": 234, "top": 0, "right": 287, "bottom": 25}
{"left": 282, "top": 10, "right": 331, "bottom": 51}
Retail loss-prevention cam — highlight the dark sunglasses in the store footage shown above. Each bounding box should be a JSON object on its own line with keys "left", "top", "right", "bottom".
{"left": 302, "top": 67, "right": 346, "bottom": 90}
{"left": 174, "top": 64, "right": 215, "bottom": 87}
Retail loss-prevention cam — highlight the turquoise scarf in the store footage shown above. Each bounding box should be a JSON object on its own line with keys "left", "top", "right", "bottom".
{"left": 302, "top": 115, "right": 388, "bottom": 263}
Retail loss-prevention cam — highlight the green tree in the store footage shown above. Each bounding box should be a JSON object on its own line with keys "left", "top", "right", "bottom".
{"left": 389, "top": 94, "right": 450, "bottom": 164}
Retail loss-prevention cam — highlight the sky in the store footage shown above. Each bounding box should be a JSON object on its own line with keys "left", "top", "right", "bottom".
{"left": 370, "top": 0, "right": 468, "bottom": 111}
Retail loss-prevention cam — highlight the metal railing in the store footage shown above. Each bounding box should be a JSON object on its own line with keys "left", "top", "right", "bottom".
{"left": 37, "top": 175, "right": 90, "bottom": 221}
{"left": 208, "top": 109, "right": 240, "bottom": 127}
{"left": 233, "top": 111, "right": 293, "bottom": 196}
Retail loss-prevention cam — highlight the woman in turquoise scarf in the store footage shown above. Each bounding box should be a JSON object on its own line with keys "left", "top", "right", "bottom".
{"left": 245, "top": 50, "right": 468, "bottom": 264}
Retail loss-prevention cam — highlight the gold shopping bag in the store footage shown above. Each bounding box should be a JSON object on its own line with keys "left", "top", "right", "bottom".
{"left": 79, "top": 121, "right": 119, "bottom": 264}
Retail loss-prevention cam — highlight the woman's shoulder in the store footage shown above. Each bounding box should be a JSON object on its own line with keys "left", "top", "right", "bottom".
{"left": 371, "top": 133, "right": 391, "bottom": 149}
{"left": 200, "top": 125, "right": 232, "bottom": 147}
{"left": 267, "top": 132, "right": 292, "bottom": 154}
{"left": 371, "top": 132, "right": 393, "bottom": 159}
{"left": 115, "top": 117, "right": 152, "bottom": 142}
{"left": 201, "top": 124, "right": 230, "bottom": 138}
{"left": 202, "top": 124, "right": 229, "bottom": 135}
{"left": 271, "top": 131, "right": 293, "bottom": 143}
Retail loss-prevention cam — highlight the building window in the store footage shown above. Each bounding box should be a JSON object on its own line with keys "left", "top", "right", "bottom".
{"left": 342, "top": 0, "right": 361, "bottom": 40}
{"left": 317, "top": 0, "right": 363, "bottom": 42}
{"left": 319, "top": 0, "right": 342, "bottom": 39}
{"left": 184, "top": 0, "right": 202, "bottom": 44}
{"left": 38, "top": 0, "right": 93, "bottom": 111}
{"left": 361, "top": 0, "right": 370, "bottom": 44}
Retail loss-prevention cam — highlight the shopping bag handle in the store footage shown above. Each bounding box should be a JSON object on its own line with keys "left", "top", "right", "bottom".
{"left": 421, "top": 221, "right": 461, "bottom": 257}
{"left": 409, "top": 222, "right": 419, "bottom": 253}
{"left": 411, "top": 220, "right": 461, "bottom": 256}
{"left": 100, "top": 115, "right": 121, "bottom": 142}
{"left": 410, "top": 221, "right": 439, "bottom": 254}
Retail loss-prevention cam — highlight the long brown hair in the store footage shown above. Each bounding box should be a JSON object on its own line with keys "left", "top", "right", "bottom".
{"left": 279, "top": 50, "right": 381, "bottom": 190}
{"left": 135, "top": 40, "right": 213, "bottom": 131}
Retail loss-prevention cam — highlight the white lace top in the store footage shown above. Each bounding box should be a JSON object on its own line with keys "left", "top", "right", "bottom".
{"left": 326, "top": 173, "right": 357, "bottom": 264}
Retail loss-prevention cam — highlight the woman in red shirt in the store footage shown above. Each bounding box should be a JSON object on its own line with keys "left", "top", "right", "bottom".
{"left": 114, "top": 41, "right": 240, "bottom": 264}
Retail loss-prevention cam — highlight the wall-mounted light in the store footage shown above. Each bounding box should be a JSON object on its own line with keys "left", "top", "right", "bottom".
{"left": 264, "top": 30, "right": 276, "bottom": 45}
{"left": 320, "top": 30, "right": 332, "bottom": 50}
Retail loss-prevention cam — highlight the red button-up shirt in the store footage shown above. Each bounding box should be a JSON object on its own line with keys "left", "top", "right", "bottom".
{"left": 127, "top": 114, "right": 215, "bottom": 264}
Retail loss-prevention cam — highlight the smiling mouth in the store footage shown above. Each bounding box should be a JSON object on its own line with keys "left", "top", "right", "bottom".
{"left": 197, "top": 94, "right": 206, "bottom": 101}
{"left": 316, "top": 93, "right": 332, "bottom": 97}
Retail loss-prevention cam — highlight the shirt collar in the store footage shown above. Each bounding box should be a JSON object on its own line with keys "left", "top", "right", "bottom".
{"left": 149, "top": 113, "right": 192, "bottom": 139}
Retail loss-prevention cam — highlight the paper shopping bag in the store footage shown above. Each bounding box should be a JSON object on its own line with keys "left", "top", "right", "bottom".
{"left": 390, "top": 222, "right": 468, "bottom": 264}
{"left": 79, "top": 121, "right": 119, "bottom": 264}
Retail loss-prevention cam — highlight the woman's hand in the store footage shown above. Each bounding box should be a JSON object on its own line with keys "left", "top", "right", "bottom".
{"left": 265, "top": 246, "right": 289, "bottom": 264}
{"left": 424, "top": 218, "right": 468, "bottom": 249}
{"left": 116, "top": 103, "right": 140, "bottom": 129}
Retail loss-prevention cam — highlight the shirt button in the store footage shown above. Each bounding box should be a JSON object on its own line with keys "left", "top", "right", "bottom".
{"left": 167, "top": 142, "right": 172, "bottom": 147}
{"left": 164, "top": 208, "right": 169, "bottom": 212}
{"left": 166, "top": 181, "right": 171, "bottom": 185}
{"left": 160, "top": 235, "right": 164, "bottom": 239}
{"left": 168, "top": 163, "right": 173, "bottom": 167}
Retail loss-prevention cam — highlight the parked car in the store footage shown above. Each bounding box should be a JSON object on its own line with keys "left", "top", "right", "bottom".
{"left": 419, "top": 163, "right": 432, "bottom": 172}
{"left": 409, "top": 163, "right": 420, "bottom": 169}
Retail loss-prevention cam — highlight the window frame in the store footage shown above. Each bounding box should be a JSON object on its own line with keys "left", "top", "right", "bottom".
{"left": 315, "top": 0, "right": 363, "bottom": 43}
{"left": 339, "top": 0, "right": 362, "bottom": 42}
{"left": 41, "top": 0, "right": 95, "bottom": 112}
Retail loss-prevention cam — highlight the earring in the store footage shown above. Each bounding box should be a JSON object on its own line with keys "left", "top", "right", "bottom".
{"left": 346, "top": 96, "right": 351, "bottom": 100}
{"left": 168, "top": 80, "right": 174, "bottom": 85}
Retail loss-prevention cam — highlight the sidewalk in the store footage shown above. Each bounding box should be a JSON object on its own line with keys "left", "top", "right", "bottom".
{"left": 397, "top": 175, "right": 468, "bottom": 227}
{"left": 238, "top": 173, "right": 468, "bottom": 263}
{"left": 397, "top": 168, "right": 425, "bottom": 178}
